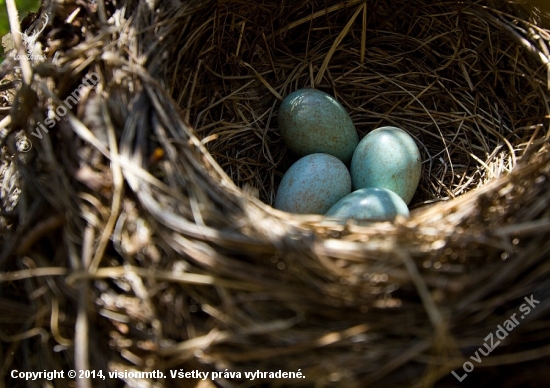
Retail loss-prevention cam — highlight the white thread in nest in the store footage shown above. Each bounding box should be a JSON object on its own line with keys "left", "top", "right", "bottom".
{"left": 14, "top": 14, "right": 48, "bottom": 62}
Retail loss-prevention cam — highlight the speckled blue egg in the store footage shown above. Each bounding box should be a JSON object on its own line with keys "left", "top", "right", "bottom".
{"left": 351, "top": 126, "right": 421, "bottom": 204}
{"left": 325, "top": 187, "right": 409, "bottom": 221}
{"left": 278, "top": 89, "right": 359, "bottom": 163}
{"left": 275, "top": 153, "right": 351, "bottom": 214}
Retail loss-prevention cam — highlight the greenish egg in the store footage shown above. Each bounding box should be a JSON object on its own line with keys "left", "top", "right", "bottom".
{"left": 278, "top": 89, "right": 359, "bottom": 163}
{"left": 275, "top": 153, "right": 351, "bottom": 214}
{"left": 351, "top": 126, "right": 421, "bottom": 204}
{"left": 325, "top": 187, "right": 409, "bottom": 221}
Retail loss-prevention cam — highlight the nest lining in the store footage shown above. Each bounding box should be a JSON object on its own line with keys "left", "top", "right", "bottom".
{"left": 167, "top": 0, "right": 549, "bottom": 208}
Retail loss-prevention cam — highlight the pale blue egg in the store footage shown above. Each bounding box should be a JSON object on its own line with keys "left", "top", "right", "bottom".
{"left": 351, "top": 126, "right": 421, "bottom": 204}
{"left": 275, "top": 153, "right": 351, "bottom": 214}
{"left": 325, "top": 187, "right": 409, "bottom": 221}
{"left": 278, "top": 89, "right": 359, "bottom": 163}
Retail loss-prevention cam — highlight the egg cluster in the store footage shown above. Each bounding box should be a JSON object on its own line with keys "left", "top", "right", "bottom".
{"left": 275, "top": 88, "right": 421, "bottom": 222}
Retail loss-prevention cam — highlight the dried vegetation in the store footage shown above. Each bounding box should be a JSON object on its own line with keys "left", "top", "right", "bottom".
{"left": 1, "top": 0, "right": 550, "bottom": 386}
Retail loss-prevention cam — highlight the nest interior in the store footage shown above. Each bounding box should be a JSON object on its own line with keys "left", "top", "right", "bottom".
{"left": 172, "top": 0, "right": 547, "bottom": 207}
{"left": 2, "top": 0, "right": 550, "bottom": 387}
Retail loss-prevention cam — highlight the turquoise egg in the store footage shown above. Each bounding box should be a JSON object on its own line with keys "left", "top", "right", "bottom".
{"left": 275, "top": 153, "right": 351, "bottom": 214}
{"left": 278, "top": 88, "right": 359, "bottom": 163}
{"left": 325, "top": 187, "right": 409, "bottom": 221}
{"left": 350, "top": 126, "right": 421, "bottom": 204}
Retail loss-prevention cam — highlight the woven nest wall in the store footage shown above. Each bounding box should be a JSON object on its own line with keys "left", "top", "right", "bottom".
{"left": 2, "top": 0, "right": 550, "bottom": 387}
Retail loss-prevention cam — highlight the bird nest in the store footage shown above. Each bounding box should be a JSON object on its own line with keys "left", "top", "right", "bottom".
{"left": 2, "top": 0, "right": 550, "bottom": 386}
